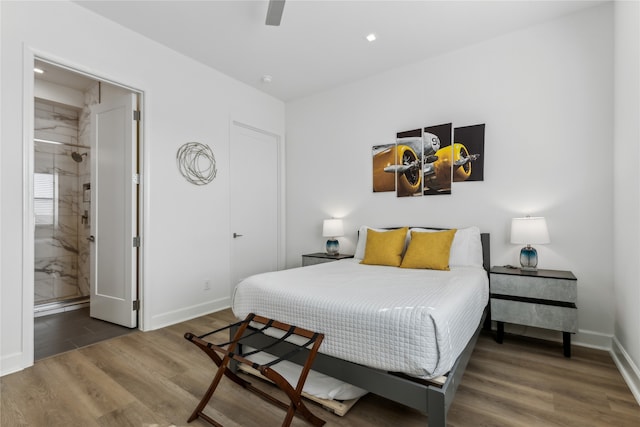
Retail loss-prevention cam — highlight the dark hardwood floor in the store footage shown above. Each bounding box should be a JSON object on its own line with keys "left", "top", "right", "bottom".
{"left": 3, "top": 308, "right": 639, "bottom": 426}
{"left": 34, "top": 307, "right": 134, "bottom": 360}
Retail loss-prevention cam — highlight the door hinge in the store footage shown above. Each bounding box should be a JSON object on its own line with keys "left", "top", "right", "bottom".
{"left": 133, "top": 236, "right": 140, "bottom": 247}
{"left": 133, "top": 300, "right": 140, "bottom": 311}
{"left": 133, "top": 173, "right": 140, "bottom": 185}
{"left": 133, "top": 110, "right": 141, "bottom": 121}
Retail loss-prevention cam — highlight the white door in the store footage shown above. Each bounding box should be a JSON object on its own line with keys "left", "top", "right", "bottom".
{"left": 90, "top": 93, "right": 138, "bottom": 327}
{"left": 230, "top": 122, "right": 280, "bottom": 291}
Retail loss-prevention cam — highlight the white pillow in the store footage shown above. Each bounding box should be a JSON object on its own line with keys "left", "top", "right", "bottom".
{"left": 354, "top": 226, "right": 383, "bottom": 260}
{"left": 354, "top": 226, "right": 411, "bottom": 260}
{"left": 410, "top": 226, "right": 483, "bottom": 267}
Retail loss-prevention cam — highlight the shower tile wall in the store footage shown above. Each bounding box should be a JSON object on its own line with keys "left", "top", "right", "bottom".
{"left": 34, "top": 99, "right": 87, "bottom": 305}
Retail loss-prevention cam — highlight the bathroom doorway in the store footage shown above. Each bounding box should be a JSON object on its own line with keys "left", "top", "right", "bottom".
{"left": 33, "top": 58, "right": 142, "bottom": 358}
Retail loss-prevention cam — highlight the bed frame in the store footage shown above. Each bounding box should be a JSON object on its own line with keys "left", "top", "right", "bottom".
{"left": 230, "top": 232, "right": 490, "bottom": 427}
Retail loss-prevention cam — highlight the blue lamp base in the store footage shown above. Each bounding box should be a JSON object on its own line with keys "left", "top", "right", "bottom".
{"left": 326, "top": 239, "right": 339, "bottom": 255}
{"left": 519, "top": 245, "right": 538, "bottom": 270}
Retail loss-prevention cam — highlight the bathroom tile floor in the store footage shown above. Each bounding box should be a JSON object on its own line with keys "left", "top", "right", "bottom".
{"left": 35, "top": 307, "right": 135, "bottom": 361}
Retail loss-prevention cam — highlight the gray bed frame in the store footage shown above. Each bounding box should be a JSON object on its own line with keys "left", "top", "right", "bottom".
{"left": 231, "top": 232, "right": 490, "bottom": 426}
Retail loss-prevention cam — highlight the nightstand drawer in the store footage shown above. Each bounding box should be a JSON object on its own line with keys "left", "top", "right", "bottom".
{"left": 491, "top": 273, "right": 577, "bottom": 303}
{"left": 491, "top": 299, "right": 578, "bottom": 333}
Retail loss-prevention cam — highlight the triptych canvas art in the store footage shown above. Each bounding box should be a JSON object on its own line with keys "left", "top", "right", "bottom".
{"left": 372, "top": 123, "right": 485, "bottom": 197}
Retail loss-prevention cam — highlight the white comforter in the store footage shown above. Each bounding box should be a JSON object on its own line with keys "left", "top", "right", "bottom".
{"left": 232, "top": 259, "right": 489, "bottom": 379}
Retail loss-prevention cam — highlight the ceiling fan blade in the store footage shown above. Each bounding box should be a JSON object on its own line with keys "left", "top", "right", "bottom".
{"left": 265, "top": 0, "right": 285, "bottom": 26}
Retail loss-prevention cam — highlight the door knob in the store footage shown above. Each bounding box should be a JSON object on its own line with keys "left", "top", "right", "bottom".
{"left": 87, "top": 235, "right": 95, "bottom": 242}
{"left": 233, "top": 233, "right": 243, "bottom": 238}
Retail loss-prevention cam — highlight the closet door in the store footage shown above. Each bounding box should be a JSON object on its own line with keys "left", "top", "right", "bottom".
{"left": 229, "top": 121, "right": 281, "bottom": 293}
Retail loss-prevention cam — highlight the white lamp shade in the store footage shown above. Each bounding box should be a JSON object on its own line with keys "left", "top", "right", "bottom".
{"left": 322, "top": 219, "right": 344, "bottom": 237}
{"left": 510, "top": 217, "right": 550, "bottom": 245}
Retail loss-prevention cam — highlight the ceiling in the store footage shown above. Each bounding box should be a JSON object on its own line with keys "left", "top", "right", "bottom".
{"left": 74, "top": 0, "right": 605, "bottom": 102}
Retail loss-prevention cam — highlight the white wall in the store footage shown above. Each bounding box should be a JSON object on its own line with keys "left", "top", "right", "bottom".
{"left": 286, "top": 4, "right": 614, "bottom": 349}
{"left": 613, "top": 0, "right": 640, "bottom": 402}
{"left": 1, "top": 1, "right": 284, "bottom": 375}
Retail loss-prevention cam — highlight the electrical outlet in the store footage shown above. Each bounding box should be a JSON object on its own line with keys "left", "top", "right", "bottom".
{"left": 204, "top": 280, "right": 211, "bottom": 290}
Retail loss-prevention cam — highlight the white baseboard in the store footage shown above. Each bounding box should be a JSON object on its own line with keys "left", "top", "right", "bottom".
{"left": 573, "top": 328, "right": 613, "bottom": 351}
{"left": 611, "top": 337, "right": 640, "bottom": 405}
{"left": 147, "top": 297, "right": 231, "bottom": 331}
{"left": 500, "top": 323, "right": 613, "bottom": 351}
{"left": 1, "top": 352, "right": 25, "bottom": 377}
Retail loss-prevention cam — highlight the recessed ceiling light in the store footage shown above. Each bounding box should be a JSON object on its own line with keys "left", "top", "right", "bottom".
{"left": 261, "top": 74, "right": 273, "bottom": 84}
{"left": 366, "top": 33, "right": 377, "bottom": 42}
{"left": 34, "top": 67, "right": 44, "bottom": 74}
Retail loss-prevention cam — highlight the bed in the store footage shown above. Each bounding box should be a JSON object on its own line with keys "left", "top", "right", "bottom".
{"left": 230, "top": 227, "right": 490, "bottom": 426}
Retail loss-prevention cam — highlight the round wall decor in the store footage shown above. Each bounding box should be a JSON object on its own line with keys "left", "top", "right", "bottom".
{"left": 176, "top": 142, "right": 217, "bottom": 185}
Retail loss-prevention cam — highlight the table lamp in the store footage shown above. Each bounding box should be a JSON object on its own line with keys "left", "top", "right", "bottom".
{"left": 510, "top": 217, "right": 550, "bottom": 270}
{"left": 323, "top": 219, "right": 344, "bottom": 255}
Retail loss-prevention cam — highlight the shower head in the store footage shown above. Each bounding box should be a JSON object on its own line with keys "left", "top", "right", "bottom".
{"left": 71, "top": 152, "right": 87, "bottom": 163}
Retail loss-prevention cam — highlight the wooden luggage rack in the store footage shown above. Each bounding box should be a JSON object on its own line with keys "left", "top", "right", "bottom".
{"left": 184, "top": 313, "right": 326, "bottom": 427}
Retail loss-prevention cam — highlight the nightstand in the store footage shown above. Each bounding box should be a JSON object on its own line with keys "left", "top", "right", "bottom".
{"left": 301, "top": 252, "right": 354, "bottom": 266}
{"left": 490, "top": 266, "right": 577, "bottom": 357}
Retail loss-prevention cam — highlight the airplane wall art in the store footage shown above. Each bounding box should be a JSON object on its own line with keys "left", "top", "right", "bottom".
{"left": 372, "top": 123, "right": 484, "bottom": 197}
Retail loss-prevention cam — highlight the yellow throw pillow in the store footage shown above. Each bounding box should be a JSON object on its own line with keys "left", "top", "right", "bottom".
{"left": 400, "top": 229, "right": 457, "bottom": 270}
{"left": 360, "top": 227, "right": 408, "bottom": 267}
